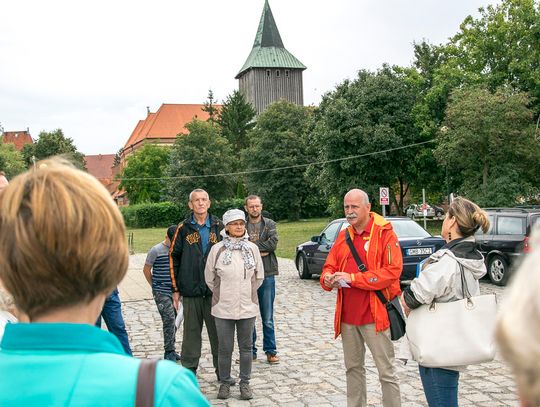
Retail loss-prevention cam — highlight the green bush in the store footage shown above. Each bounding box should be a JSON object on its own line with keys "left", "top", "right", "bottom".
{"left": 120, "top": 198, "right": 249, "bottom": 228}
{"left": 209, "top": 198, "right": 245, "bottom": 219}
{"left": 120, "top": 202, "right": 183, "bottom": 228}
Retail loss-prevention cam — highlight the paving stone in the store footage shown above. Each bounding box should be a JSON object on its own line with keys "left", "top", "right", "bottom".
{"left": 118, "top": 255, "right": 519, "bottom": 406}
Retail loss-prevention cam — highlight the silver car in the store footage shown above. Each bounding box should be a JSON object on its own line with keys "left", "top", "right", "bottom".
{"left": 405, "top": 204, "right": 436, "bottom": 219}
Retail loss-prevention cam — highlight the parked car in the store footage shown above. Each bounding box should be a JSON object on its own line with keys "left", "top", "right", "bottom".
{"left": 405, "top": 204, "right": 436, "bottom": 219}
{"left": 431, "top": 205, "right": 446, "bottom": 220}
{"left": 475, "top": 207, "right": 540, "bottom": 286}
{"left": 295, "top": 217, "right": 445, "bottom": 281}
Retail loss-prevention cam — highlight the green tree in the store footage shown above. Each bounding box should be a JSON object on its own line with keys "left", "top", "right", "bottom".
{"left": 218, "top": 90, "right": 256, "bottom": 152}
{"left": 415, "top": 0, "right": 540, "bottom": 142}
{"left": 22, "top": 129, "right": 85, "bottom": 169}
{"left": 435, "top": 86, "right": 539, "bottom": 206}
{"left": 202, "top": 89, "right": 219, "bottom": 124}
{"left": 0, "top": 143, "right": 26, "bottom": 178}
{"left": 243, "top": 100, "right": 315, "bottom": 220}
{"left": 166, "top": 120, "right": 234, "bottom": 205}
{"left": 312, "top": 65, "right": 425, "bottom": 214}
{"left": 119, "top": 144, "right": 171, "bottom": 204}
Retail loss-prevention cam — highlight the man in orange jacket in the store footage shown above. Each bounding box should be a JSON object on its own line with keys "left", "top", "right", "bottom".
{"left": 321, "top": 188, "right": 402, "bottom": 407}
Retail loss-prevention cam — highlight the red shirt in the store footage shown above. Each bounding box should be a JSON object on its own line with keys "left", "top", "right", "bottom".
{"left": 341, "top": 217, "right": 375, "bottom": 326}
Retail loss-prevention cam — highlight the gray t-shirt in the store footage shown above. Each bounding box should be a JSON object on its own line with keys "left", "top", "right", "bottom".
{"left": 145, "top": 242, "right": 173, "bottom": 294}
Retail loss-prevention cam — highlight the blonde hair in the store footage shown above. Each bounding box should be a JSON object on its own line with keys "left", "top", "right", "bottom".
{"left": 0, "top": 157, "right": 128, "bottom": 319}
{"left": 447, "top": 197, "right": 490, "bottom": 236}
{"left": 496, "top": 228, "right": 540, "bottom": 406}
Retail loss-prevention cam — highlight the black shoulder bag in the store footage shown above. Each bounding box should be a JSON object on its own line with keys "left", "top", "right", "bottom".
{"left": 344, "top": 232, "right": 406, "bottom": 341}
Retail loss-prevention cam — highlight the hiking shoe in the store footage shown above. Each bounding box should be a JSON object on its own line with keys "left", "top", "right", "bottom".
{"left": 266, "top": 353, "right": 279, "bottom": 364}
{"left": 217, "top": 383, "right": 231, "bottom": 400}
{"left": 173, "top": 352, "right": 181, "bottom": 361}
{"left": 239, "top": 382, "right": 253, "bottom": 400}
{"left": 164, "top": 351, "right": 177, "bottom": 362}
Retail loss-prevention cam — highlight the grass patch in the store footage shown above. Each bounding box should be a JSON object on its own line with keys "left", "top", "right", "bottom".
{"left": 128, "top": 218, "right": 331, "bottom": 259}
{"left": 127, "top": 227, "right": 167, "bottom": 254}
{"left": 275, "top": 218, "right": 331, "bottom": 259}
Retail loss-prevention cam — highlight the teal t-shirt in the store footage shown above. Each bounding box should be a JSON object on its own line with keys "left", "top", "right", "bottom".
{"left": 0, "top": 323, "right": 210, "bottom": 406}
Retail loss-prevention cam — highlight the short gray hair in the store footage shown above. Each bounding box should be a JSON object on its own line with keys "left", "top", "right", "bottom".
{"left": 189, "top": 189, "right": 209, "bottom": 202}
{"left": 344, "top": 188, "right": 369, "bottom": 204}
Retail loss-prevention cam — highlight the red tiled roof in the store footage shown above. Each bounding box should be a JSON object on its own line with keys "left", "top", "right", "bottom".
{"left": 85, "top": 154, "right": 115, "bottom": 181}
{"left": 2, "top": 131, "right": 33, "bottom": 151}
{"left": 123, "top": 104, "right": 221, "bottom": 151}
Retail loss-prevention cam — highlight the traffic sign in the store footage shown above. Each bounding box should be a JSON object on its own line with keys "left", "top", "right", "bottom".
{"left": 379, "top": 187, "right": 389, "bottom": 205}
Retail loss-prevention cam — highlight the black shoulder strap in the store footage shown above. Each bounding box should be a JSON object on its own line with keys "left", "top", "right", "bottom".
{"left": 135, "top": 359, "right": 158, "bottom": 407}
{"left": 344, "top": 229, "right": 388, "bottom": 305}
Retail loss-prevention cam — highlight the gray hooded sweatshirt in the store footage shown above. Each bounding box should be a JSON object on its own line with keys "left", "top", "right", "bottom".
{"left": 409, "top": 236, "right": 487, "bottom": 305}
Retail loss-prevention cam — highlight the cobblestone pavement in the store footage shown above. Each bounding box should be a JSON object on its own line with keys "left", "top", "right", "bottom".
{"left": 120, "top": 255, "right": 518, "bottom": 406}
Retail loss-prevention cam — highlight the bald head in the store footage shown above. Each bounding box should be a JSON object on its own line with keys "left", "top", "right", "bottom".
{"left": 344, "top": 189, "right": 369, "bottom": 205}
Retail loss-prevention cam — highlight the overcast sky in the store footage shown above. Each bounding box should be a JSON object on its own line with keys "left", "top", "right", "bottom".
{"left": 0, "top": 0, "right": 496, "bottom": 155}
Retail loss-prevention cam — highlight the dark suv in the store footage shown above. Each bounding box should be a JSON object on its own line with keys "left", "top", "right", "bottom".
{"left": 475, "top": 207, "right": 540, "bottom": 286}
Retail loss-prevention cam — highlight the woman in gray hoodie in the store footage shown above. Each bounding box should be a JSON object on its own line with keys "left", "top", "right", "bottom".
{"left": 401, "top": 197, "right": 490, "bottom": 407}
{"left": 205, "top": 209, "right": 264, "bottom": 401}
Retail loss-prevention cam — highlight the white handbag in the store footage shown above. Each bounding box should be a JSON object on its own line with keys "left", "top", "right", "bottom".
{"left": 406, "top": 264, "right": 498, "bottom": 368}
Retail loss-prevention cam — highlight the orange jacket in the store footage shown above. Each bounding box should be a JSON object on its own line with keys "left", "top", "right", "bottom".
{"left": 320, "top": 213, "right": 403, "bottom": 338}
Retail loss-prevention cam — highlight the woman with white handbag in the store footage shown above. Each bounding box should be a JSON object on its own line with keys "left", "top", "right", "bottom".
{"left": 399, "top": 197, "right": 491, "bottom": 407}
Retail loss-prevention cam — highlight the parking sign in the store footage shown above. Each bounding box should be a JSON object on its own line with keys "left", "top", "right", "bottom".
{"left": 379, "top": 187, "right": 389, "bottom": 205}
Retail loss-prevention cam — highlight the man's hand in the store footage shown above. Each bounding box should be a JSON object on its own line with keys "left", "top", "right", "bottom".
{"left": 323, "top": 273, "right": 335, "bottom": 289}
{"left": 173, "top": 292, "right": 181, "bottom": 311}
{"left": 332, "top": 271, "right": 352, "bottom": 284}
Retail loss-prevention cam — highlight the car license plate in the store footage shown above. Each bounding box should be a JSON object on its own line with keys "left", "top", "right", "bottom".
{"left": 407, "top": 247, "right": 433, "bottom": 256}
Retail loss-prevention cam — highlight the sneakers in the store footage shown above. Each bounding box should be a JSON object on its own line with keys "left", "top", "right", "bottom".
{"left": 173, "top": 352, "right": 181, "bottom": 361}
{"left": 217, "top": 383, "right": 231, "bottom": 400}
{"left": 239, "top": 382, "right": 253, "bottom": 400}
{"left": 266, "top": 353, "right": 279, "bottom": 364}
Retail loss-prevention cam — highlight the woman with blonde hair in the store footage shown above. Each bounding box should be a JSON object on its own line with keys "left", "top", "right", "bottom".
{"left": 496, "top": 228, "right": 540, "bottom": 407}
{"left": 400, "top": 197, "right": 490, "bottom": 407}
{"left": 0, "top": 158, "right": 209, "bottom": 406}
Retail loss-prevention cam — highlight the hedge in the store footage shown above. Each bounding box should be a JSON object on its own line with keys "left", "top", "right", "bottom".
{"left": 120, "top": 198, "right": 247, "bottom": 228}
{"left": 120, "top": 202, "right": 183, "bottom": 228}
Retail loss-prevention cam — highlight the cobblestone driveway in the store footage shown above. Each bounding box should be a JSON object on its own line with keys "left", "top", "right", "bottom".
{"left": 121, "top": 255, "right": 518, "bottom": 406}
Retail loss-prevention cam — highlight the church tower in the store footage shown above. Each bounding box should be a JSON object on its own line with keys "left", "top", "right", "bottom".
{"left": 236, "top": 0, "right": 306, "bottom": 114}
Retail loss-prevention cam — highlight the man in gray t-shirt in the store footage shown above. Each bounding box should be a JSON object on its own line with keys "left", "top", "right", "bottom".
{"left": 144, "top": 225, "right": 180, "bottom": 362}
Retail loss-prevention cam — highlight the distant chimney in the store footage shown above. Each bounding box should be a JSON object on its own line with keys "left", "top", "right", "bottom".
{"left": 27, "top": 127, "right": 29, "bottom": 133}
{"left": 146, "top": 106, "right": 150, "bottom": 115}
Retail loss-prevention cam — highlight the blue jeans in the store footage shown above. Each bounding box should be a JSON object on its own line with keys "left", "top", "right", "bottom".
{"left": 419, "top": 365, "right": 459, "bottom": 407}
{"left": 252, "top": 275, "right": 277, "bottom": 356}
{"left": 96, "top": 288, "right": 133, "bottom": 356}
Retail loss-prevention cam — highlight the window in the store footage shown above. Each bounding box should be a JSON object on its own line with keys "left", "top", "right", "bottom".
{"left": 476, "top": 214, "right": 495, "bottom": 236}
{"left": 266, "top": 70, "right": 271, "bottom": 77}
{"left": 320, "top": 222, "right": 342, "bottom": 244}
{"left": 285, "top": 70, "right": 290, "bottom": 77}
{"left": 276, "top": 70, "right": 280, "bottom": 77}
{"left": 497, "top": 216, "right": 525, "bottom": 235}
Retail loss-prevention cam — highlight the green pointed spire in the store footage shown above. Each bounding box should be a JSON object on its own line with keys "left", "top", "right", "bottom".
{"left": 236, "top": 0, "right": 306, "bottom": 78}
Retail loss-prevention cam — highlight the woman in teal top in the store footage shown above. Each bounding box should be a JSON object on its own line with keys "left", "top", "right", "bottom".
{"left": 0, "top": 158, "right": 209, "bottom": 407}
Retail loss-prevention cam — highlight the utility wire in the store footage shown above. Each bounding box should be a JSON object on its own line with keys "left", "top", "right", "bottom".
{"left": 117, "top": 139, "right": 435, "bottom": 181}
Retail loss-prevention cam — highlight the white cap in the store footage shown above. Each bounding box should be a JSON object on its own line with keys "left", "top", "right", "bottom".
{"left": 222, "top": 209, "right": 246, "bottom": 226}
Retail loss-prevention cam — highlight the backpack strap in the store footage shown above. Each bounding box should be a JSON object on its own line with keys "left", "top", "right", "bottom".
{"left": 135, "top": 359, "right": 159, "bottom": 407}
